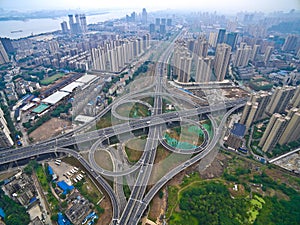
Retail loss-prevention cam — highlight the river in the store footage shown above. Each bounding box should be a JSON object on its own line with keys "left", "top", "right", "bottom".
{"left": 0, "top": 9, "right": 136, "bottom": 39}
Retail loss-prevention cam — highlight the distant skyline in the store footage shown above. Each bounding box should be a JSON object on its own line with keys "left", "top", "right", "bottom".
{"left": 1, "top": 0, "right": 299, "bottom": 13}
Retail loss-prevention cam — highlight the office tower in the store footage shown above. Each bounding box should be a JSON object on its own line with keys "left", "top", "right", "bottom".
{"left": 161, "top": 18, "right": 166, "bottom": 25}
{"left": 259, "top": 113, "right": 289, "bottom": 152}
{"left": 142, "top": 8, "right": 148, "bottom": 24}
{"left": 0, "top": 38, "right": 14, "bottom": 54}
{"left": 279, "top": 108, "right": 300, "bottom": 145}
{"left": 226, "top": 123, "right": 246, "bottom": 150}
{"left": 0, "top": 41, "right": 9, "bottom": 65}
{"left": 48, "top": 40, "right": 59, "bottom": 54}
{"left": 282, "top": 35, "right": 298, "bottom": 52}
{"left": 264, "top": 46, "right": 273, "bottom": 65}
{"left": 155, "top": 18, "right": 160, "bottom": 26}
{"left": 208, "top": 32, "right": 217, "bottom": 48}
{"left": 195, "top": 57, "right": 213, "bottom": 83}
{"left": 61, "top": 21, "right": 68, "bottom": 34}
{"left": 225, "top": 32, "right": 238, "bottom": 50}
{"left": 0, "top": 107, "right": 14, "bottom": 148}
{"left": 167, "top": 19, "right": 172, "bottom": 26}
{"left": 68, "top": 14, "right": 74, "bottom": 33}
{"left": 160, "top": 25, "right": 166, "bottom": 34}
{"left": 214, "top": 43, "right": 231, "bottom": 81}
{"left": 142, "top": 8, "right": 147, "bottom": 24}
{"left": 131, "top": 12, "right": 136, "bottom": 22}
{"left": 291, "top": 85, "right": 300, "bottom": 107}
{"left": 266, "top": 86, "right": 296, "bottom": 115}
{"left": 251, "top": 44, "right": 260, "bottom": 61}
{"left": 80, "top": 14, "right": 87, "bottom": 33}
{"left": 233, "top": 43, "right": 252, "bottom": 67}
{"left": 149, "top": 24, "right": 155, "bottom": 33}
{"left": 216, "top": 28, "right": 226, "bottom": 45}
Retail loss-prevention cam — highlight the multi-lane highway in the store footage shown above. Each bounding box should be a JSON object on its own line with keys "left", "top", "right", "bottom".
{"left": 0, "top": 98, "right": 246, "bottom": 166}
{"left": 0, "top": 29, "right": 248, "bottom": 225}
{"left": 119, "top": 59, "right": 165, "bottom": 224}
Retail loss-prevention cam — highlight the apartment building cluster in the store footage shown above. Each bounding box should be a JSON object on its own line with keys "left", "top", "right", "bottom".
{"left": 240, "top": 85, "right": 300, "bottom": 152}
{"left": 172, "top": 35, "right": 231, "bottom": 83}
{"left": 91, "top": 34, "right": 150, "bottom": 72}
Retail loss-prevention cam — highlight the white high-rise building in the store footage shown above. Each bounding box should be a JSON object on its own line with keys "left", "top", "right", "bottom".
{"left": 208, "top": 32, "right": 218, "bottom": 48}
{"left": 195, "top": 57, "right": 213, "bottom": 83}
{"left": 214, "top": 43, "right": 231, "bottom": 81}
{"left": 264, "top": 46, "right": 274, "bottom": 65}
{"left": 234, "top": 43, "right": 252, "bottom": 67}
{"left": 0, "top": 107, "right": 13, "bottom": 148}
{"left": 0, "top": 41, "right": 9, "bottom": 65}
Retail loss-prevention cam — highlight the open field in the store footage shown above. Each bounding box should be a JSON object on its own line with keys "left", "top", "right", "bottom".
{"left": 125, "top": 136, "right": 146, "bottom": 163}
{"left": 96, "top": 111, "right": 123, "bottom": 129}
{"left": 41, "top": 73, "right": 65, "bottom": 85}
{"left": 116, "top": 102, "right": 150, "bottom": 118}
{"left": 149, "top": 152, "right": 191, "bottom": 184}
{"left": 94, "top": 150, "right": 113, "bottom": 171}
{"left": 29, "top": 117, "right": 71, "bottom": 142}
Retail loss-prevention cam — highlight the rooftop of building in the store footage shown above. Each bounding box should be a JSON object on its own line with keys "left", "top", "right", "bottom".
{"left": 42, "top": 91, "right": 70, "bottom": 105}
{"left": 231, "top": 123, "right": 246, "bottom": 137}
{"left": 32, "top": 103, "right": 50, "bottom": 114}
{"left": 60, "top": 81, "right": 84, "bottom": 93}
{"left": 75, "top": 74, "right": 97, "bottom": 84}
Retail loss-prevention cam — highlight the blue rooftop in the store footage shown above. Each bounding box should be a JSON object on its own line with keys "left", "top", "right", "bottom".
{"left": 29, "top": 197, "right": 37, "bottom": 204}
{"left": 278, "top": 70, "right": 288, "bottom": 76}
{"left": 231, "top": 123, "right": 246, "bottom": 137}
{"left": 57, "top": 181, "right": 74, "bottom": 195}
{"left": 0, "top": 208, "right": 5, "bottom": 219}
{"left": 57, "top": 212, "right": 71, "bottom": 225}
{"left": 48, "top": 166, "right": 54, "bottom": 175}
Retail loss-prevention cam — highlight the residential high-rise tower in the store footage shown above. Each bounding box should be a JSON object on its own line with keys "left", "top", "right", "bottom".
{"left": 214, "top": 43, "right": 231, "bottom": 81}
{"left": 0, "top": 107, "right": 13, "bottom": 148}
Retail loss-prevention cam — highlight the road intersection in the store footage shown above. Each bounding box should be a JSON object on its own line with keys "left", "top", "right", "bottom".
{"left": 0, "top": 31, "right": 247, "bottom": 224}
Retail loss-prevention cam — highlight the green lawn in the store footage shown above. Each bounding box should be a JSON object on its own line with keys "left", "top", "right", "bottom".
{"left": 41, "top": 73, "right": 65, "bottom": 85}
{"left": 36, "top": 165, "right": 60, "bottom": 215}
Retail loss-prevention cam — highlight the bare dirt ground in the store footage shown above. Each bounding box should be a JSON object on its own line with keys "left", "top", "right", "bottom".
{"left": 148, "top": 188, "right": 167, "bottom": 224}
{"left": 0, "top": 170, "right": 19, "bottom": 181}
{"left": 199, "top": 152, "right": 229, "bottom": 179}
{"left": 94, "top": 149, "right": 113, "bottom": 171}
{"left": 96, "top": 196, "right": 112, "bottom": 225}
{"left": 29, "top": 118, "right": 71, "bottom": 142}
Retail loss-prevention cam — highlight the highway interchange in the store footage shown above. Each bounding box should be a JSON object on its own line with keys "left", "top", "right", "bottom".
{"left": 0, "top": 31, "right": 247, "bottom": 224}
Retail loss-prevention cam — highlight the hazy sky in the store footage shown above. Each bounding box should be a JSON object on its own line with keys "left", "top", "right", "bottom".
{"left": 1, "top": 0, "right": 299, "bottom": 13}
